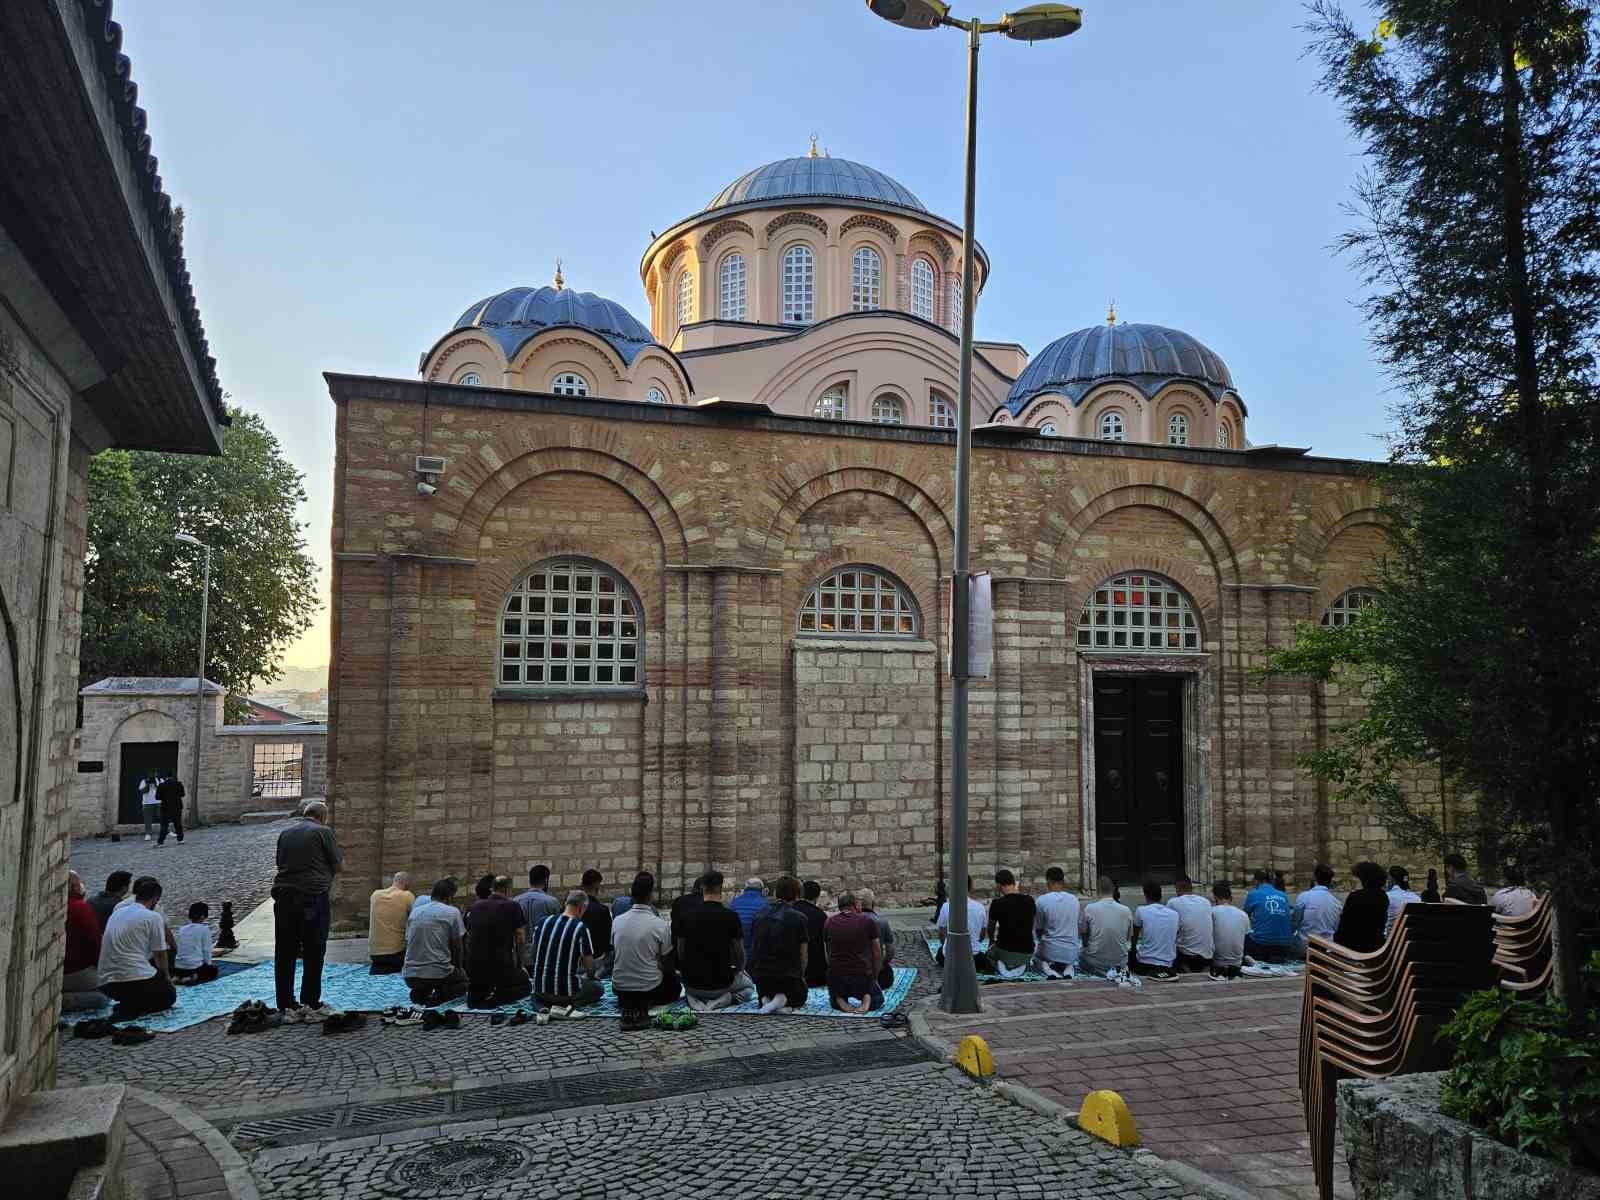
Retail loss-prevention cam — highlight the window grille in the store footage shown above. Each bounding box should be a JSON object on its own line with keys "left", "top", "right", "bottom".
{"left": 677, "top": 271, "right": 694, "bottom": 326}
{"left": 645, "top": 387, "right": 666, "bottom": 404}
{"left": 851, "top": 247, "right": 881, "bottom": 311}
{"left": 799, "top": 567, "right": 919, "bottom": 636}
{"left": 871, "top": 394, "right": 903, "bottom": 424}
{"left": 1039, "top": 420, "right": 1057, "bottom": 437}
{"left": 911, "top": 259, "right": 935, "bottom": 321}
{"left": 251, "top": 742, "right": 304, "bottom": 800}
{"left": 814, "top": 386, "right": 848, "bottom": 420}
{"left": 718, "top": 253, "right": 746, "bottom": 320}
{"left": 1217, "top": 422, "right": 1232, "bottom": 448}
{"left": 1076, "top": 572, "right": 1201, "bottom": 653}
{"left": 1322, "top": 588, "right": 1380, "bottom": 627}
{"left": 457, "top": 372, "right": 481, "bottom": 386}
{"left": 1168, "top": 413, "right": 1189, "bottom": 445}
{"left": 499, "top": 559, "right": 641, "bottom": 688}
{"left": 946, "top": 276, "right": 963, "bottom": 333}
{"left": 551, "top": 372, "right": 589, "bottom": 397}
{"left": 929, "top": 390, "right": 956, "bottom": 429}
{"left": 1099, "top": 411, "right": 1125, "bottom": 441}
{"left": 782, "top": 245, "right": 815, "bottom": 324}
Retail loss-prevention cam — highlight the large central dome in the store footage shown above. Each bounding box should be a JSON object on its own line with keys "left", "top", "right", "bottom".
{"left": 704, "top": 156, "right": 927, "bottom": 216}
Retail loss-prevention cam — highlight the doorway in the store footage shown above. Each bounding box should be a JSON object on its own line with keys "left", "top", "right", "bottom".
{"left": 1092, "top": 674, "right": 1184, "bottom": 882}
{"left": 118, "top": 741, "right": 178, "bottom": 823}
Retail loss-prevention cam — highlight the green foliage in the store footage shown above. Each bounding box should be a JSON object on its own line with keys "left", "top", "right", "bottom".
{"left": 82, "top": 408, "right": 319, "bottom": 706}
{"left": 1439, "top": 989, "right": 1600, "bottom": 1166}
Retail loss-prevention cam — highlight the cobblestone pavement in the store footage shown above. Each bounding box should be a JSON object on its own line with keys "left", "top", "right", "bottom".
{"left": 70, "top": 818, "right": 291, "bottom": 928}
{"left": 921, "top": 973, "right": 1348, "bottom": 1200}
{"left": 252, "top": 1064, "right": 1205, "bottom": 1200}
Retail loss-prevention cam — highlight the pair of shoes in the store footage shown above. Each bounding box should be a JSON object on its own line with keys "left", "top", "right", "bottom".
{"left": 111, "top": 1025, "right": 154, "bottom": 1045}
{"left": 1149, "top": 969, "right": 1178, "bottom": 981}
{"left": 301, "top": 1002, "right": 337, "bottom": 1022}
{"left": 879, "top": 1011, "right": 910, "bottom": 1029}
{"left": 507, "top": 1009, "right": 532, "bottom": 1027}
{"left": 280, "top": 1004, "right": 308, "bottom": 1024}
{"left": 322, "top": 1011, "right": 367, "bottom": 1035}
{"left": 74, "top": 1019, "right": 114, "bottom": 1039}
{"left": 385, "top": 1007, "right": 424, "bottom": 1027}
{"left": 619, "top": 1011, "right": 650, "bottom": 1032}
{"left": 226, "top": 1001, "right": 274, "bottom": 1035}
{"left": 420, "top": 1009, "right": 462, "bottom": 1031}
{"left": 548, "top": 1004, "right": 579, "bottom": 1020}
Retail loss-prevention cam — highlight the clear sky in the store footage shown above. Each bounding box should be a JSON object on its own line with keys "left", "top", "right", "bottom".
{"left": 117, "top": 0, "right": 1389, "bottom": 676}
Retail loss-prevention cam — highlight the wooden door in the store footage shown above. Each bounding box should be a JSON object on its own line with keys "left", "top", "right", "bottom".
{"left": 1093, "top": 674, "right": 1185, "bottom": 882}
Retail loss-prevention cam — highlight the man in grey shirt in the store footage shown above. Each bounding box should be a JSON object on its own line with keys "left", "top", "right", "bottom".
{"left": 1079, "top": 875, "right": 1134, "bottom": 976}
{"left": 514, "top": 864, "right": 561, "bottom": 965}
{"left": 271, "top": 800, "right": 343, "bottom": 1018}
{"left": 859, "top": 888, "right": 895, "bottom": 988}
{"left": 404, "top": 877, "right": 468, "bottom": 1005}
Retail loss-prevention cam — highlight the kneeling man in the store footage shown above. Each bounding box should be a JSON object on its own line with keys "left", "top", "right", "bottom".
{"left": 465, "top": 874, "right": 531, "bottom": 1008}
{"left": 676, "top": 870, "right": 756, "bottom": 1011}
{"left": 531, "top": 890, "right": 603, "bottom": 1009}
{"left": 824, "top": 891, "right": 884, "bottom": 1013}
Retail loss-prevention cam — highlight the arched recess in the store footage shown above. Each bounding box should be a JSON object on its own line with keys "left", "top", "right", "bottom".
{"left": 1018, "top": 395, "right": 1072, "bottom": 435}
{"left": 1040, "top": 482, "right": 1244, "bottom": 596}
{"left": 423, "top": 332, "right": 509, "bottom": 384}
{"left": 1150, "top": 385, "right": 1208, "bottom": 446}
{"left": 783, "top": 541, "right": 941, "bottom": 638}
{"left": 1311, "top": 511, "right": 1390, "bottom": 617}
{"left": 104, "top": 707, "right": 182, "bottom": 828}
{"left": 754, "top": 464, "right": 955, "bottom": 571}
{"left": 1078, "top": 385, "right": 1145, "bottom": 442}
{"left": 509, "top": 331, "right": 627, "bottom": 388}
{"left": 1298, "top": 495, "right": 1387, "bottom": 580}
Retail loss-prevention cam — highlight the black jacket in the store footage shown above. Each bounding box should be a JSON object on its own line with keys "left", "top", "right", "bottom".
{"left": 156, "top": 777, "right": 185, "bottom": 816}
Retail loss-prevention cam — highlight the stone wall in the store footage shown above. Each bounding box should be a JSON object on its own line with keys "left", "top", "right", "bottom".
{"left": 324, "top": 375, "right": 1441, "bottom": 923}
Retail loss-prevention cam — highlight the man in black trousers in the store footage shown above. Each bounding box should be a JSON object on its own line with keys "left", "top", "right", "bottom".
{"left": 271, "top": 800, "right": 342, "bottom": 1021}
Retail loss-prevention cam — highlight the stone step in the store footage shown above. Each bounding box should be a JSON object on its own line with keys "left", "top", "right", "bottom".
{"left": 0, "top": 1083, "right": 125, "bottom": 1200}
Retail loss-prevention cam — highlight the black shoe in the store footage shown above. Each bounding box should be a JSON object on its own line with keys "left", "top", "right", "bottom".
{"left": 421, "top": 1009, "right": 444, "bottom": 1031}
{"left": 108, "top": 1005, "right": 134, "bottom": 1023}
{"left": 490, "top": 1012, "right": 508, "bottom": 1026}
{"left": 507, "top": 1009, "right": 531, "bottom": 1027}
{"left": 440, "top": 1010, "right": 461, "bottom": 1030}
{"left": 111, "top": 1026, "right": 155, "bottom": 1045}
{"left": 74, "top": 1019, "right": 114, "bottom": 1039}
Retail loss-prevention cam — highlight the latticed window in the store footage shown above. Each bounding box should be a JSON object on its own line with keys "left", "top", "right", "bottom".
{"left": 252, "top": 742, "right": 304, "bottom": 800}
{"left": 871, "top": 394, "right": 903, "bottom": 424}
{"left": 499, "top": 560, "right": 641, "bottom": 688}
{"left": 645, "top": 387, "right": 666, "bottom": 404}
{"left": 1168, "top": 413, "right": 1189, "bottom": 445}
{"left": 1099, "top": 411, "right": 1125, "bottom": 441}
{"left": 718, "top": 253, "right": 746, "bottom": 320}
{"left": 851, "top": 247, "right": 882, "bottom": 311}
{"left": 946, "top": 276, "right": 963, "bottom": 333}
{"left": 782, "top": 245, "right": 815, "bottom": 324}
{"left": 1217, "top": 422, "right": 1232, "bottom": 448}
{"left": 677, "top": 271, "right": 694, "bottom": 327}
{"left": 1039, "top": 420, "right": 1058, "bottom": 437}
{"left": 1076, "top": 573, "right": 1202, "bottom": 653}
{"left": 456, "top": 372, "right": 481, "bottom": 386}
{"left": 1322, "top": 588, "right": 1380, "bottom": 627}
{"left": 814, "top": 385, "right": 847, "bottom": 420}
{"left": 551, "top": 372, "right": 589, "bottom": 397}
{"left": 911, "top": 259, "right": 935, "bottom": 320}
{"left": 929, "top": 390, "right": 956, "bottom": 429}
{"left": 799, "top": 567, "right": 919, "bottom": 636}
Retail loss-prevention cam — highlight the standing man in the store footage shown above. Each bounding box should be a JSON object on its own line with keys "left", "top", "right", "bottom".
{"left": 985, "top": 869, "right": 1037, "bottom": 977}
{"left": 63, "top": 872, "right": 109, "bottom": 1011}
{"left": 464, "top": 874, "right": 530, "bottom": 1008}
{"left": 579, "top": 869, "right": 614, "bottom": 979}
{"left": 271, "top": 799, "right": 342, "bottom": 1020}
{"left": 98, "top": 875, "right": 177, "bottom": 1019}
{"left": 749, "top": 876, "right": 812, "bottom": 1014}
{"left": 611, "top": 872, "right": 680, "bottom": 1029}
{"left": 531, "top": 890, "right": 602, "bottom": 1010}
{"left": 729, "top": 877, "right": 768, "bottom": 956}
{"left": 368, "top": 871, "right": 413, "bottom": 974}
{"left": 139, "top": 773, "right": 160, "bottom": 842}
{"left": 676, "top": 871, "right": 756, "bottom": 1011}
{"left": 1079, "top": 876, "right": 1134, "bottom": 977}
{"left": 1442, "top": 853, "right": 1488, "bottom": 905}
{"left": 1291, "top": 864, "right": 1344, "bottom": 957}
{"left": 514, "top": 865, "right": 561, "bottom": 965}
{"left": 795, "top": 880, "right": 829, "bottom": 988}
{"left": 824, "top": 891, "right": 883, "bottom": 1013}
{"left": 88, "top": 870, "right": 132, "bottom": 931}
{"left": 1032, "top": 867, "right": 1081, "bottom": 978}
{"left": 155, "top": 773, "right": 185, "bottom": 846}
{"left": 1166, "top": 876, "right": 1214, "bottom": 973}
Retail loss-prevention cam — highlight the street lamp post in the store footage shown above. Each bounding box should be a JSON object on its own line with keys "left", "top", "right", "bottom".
{"left": 175, "top": 532, "right": 211, "bottom": 825}
{"left": 865, "top": 0, "right": 1082, "bottom": 1015}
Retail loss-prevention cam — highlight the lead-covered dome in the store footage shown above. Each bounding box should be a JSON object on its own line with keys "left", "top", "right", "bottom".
{"left": 451, "top": 286, "right": 656, "bottom": 364}
{"left": 1004, "top": 322, "right": 1241, "bottom": 415}
{"left": 704, "top": 156, "right": 927, "bottom": 217}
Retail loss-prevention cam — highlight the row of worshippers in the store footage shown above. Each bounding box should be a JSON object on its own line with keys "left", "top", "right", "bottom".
{"left": 62, "top": 869, "right": 219, "bottom": 1019}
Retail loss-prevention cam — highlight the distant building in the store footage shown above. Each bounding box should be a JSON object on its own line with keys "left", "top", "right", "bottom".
{"left": 244, "top": 697, "right": 308, "bottom": 725}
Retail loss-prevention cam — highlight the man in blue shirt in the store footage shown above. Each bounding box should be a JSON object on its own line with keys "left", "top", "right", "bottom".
{"left": 728, "top": 877, "right": 768, "bottom": 954}
{"left": 1243, "top": 869, "right": 1294, "bottom": 963}
{"left": 1290, "top": 863, "right": 1343, "bottom": 957}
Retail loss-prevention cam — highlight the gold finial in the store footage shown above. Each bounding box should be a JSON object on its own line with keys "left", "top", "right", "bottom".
{"left": 553, "top": 258, "right": 564, "bottom": 291}
{"left": 1106, "top": 301, "right": 1117, "bottom": 326}
{"left": 808, "top": 132, "right": 819, "bottom": 158}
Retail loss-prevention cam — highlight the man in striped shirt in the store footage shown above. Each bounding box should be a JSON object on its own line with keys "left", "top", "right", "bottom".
{"left": 531, "top": 891, "right": 602, "bottom": 1009}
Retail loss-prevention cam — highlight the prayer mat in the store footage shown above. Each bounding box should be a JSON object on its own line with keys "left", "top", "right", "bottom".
{"left": 1239, "top": 961, "right": 1304, "bottom": 978}
{"left": 923, "top": 936, "right": 1058, "bottom": 984}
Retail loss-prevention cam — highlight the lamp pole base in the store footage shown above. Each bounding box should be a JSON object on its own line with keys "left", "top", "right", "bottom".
{"left": 939, "top": 930, "right": 982, "bottom": 1013}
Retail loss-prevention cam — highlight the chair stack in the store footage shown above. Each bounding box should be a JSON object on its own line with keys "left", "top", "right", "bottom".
{"left": 1299, "top": 904, "right": 1496, "bottom": 1200}
{"left": 1492, "top": 894, "right": 1552, "bottom": 993}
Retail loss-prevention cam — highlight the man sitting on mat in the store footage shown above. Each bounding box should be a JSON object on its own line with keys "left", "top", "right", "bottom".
{"left": 676, "top": 870, "right": 756, "bottom": 1011}
{"left": 985, "top": 869, "right": 1036, "bottom": 978}
{"left": 1244, "top": 869, "right": 1295, "bottom": 962}
{"left": 465, "top": 874, "right": 531, "bottom": 1008}
{"left": 403, "top": 877, "right": 468, "bottom": 1006}
{"left": 612, "top": 872, "right": 681, "bottom": 1030}
{"left": 531, "top": 890, "right": 602, "bottom": 1010}
{"left": 98, "top": 875, "right": 177, "bottom": 1020}
{"left": 934, "top": 876, "right": 989, "bottom": 971}
{"left": 750, "top": 875, "right": 811, "bottom": 1014}
{"left": 858, "top": 888, "right": 895, "bottom": 989}
{"left": 1210, "top": 881, "right": 1250, "bottom": 978}
{"left": 368, "top": 872, "right": 414, "bottom": 975}
{"left": 824, "top": 891, "right": 883, "bottom": 1013}
{"left": 1131, "top": 878, "right": 1180, "bottom": 979}
{"left": 1032, "top": 866, "right": 1081, "bottom": 978}
{"left": 1079, "top": 876, "right": 1133, "bottom": 976}
{"left": 1166, "top": 876, "right": 1214, "bottom": 973}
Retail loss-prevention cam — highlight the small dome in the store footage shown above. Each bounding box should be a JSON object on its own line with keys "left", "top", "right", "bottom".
{"left": 704, "top": 156, "right": 927, "bottom": 217}
{"left": 1004, "top": 322, "right": 1240, "bottom": 415}
{"left": 452, "top": 286, "right": 656, "bottom": 364}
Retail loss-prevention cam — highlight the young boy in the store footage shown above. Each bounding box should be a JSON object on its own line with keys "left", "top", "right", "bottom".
{"left": 172, "top": 902, "right": 219, "bottom": 984}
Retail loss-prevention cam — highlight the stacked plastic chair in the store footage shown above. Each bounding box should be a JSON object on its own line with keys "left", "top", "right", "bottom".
{"left": 1492, "top": 893, "right": 1552, "bottom": 993}
{"left": 1299, "top": 903, "right": 1496, "bottom": 1200}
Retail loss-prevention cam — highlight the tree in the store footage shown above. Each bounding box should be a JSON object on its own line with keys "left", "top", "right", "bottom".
{"left": 81, "top": 408, "right": 320, "bottom": 715}
{"left": 1278, "top": 1, "right": 1600, "bottom": 1028}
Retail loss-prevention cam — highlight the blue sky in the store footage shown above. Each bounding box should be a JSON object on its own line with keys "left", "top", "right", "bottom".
{"left": 117, "top": 0, "right": 1390, "bottom": 673}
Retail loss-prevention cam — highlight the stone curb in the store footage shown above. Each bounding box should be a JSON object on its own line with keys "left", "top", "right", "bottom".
{"left": 908, "top": 995, "right": 1249, "bottom": 1200}
{"left": 130, "top": 1087, "right": 261, "bottom": 1200}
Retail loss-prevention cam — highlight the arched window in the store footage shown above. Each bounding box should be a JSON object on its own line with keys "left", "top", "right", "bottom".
{"left": 929, "top": 390, "right": 956, "bottom": 429}
{"left": 645, "top": 387, "right": 667, "bottom": 404}
{"left": 911, "top": 258, "right": 935, "bottom": 321}
{"left": 813, "top": 385, "right": 848, "bottom": 420}
{"left": 1077, "top": 572, "right": 1202, "bottom": 653}
{"left": 1099, "top": 411, "right": 1125, "bottom": 441}
{"left": 871, "top": 393, "right": 904, "bottom": 424}
{"left": 799, "top": 566, "right": 919, "bottom": 636}
{"left": 456, "top": 372, "right": 481, "bottom": 386}
{"left": 718, "top": 253, "right": 746, "bottom": 320}
{"left": 1322, "top": 588, "right": 1380, "bottom": 627}
{"left": 677, "top": 271, "right": 694, "bottom": 327}
{"left": 551, "top": 372, "right": 589, "bottom": 397}
{"left": 499, "top": 559, "right": 641, "bottom": 688}
{"left": 946, "top": 275, "right": 963, "bottom": 333}
{"left": 1168, "top": 413, "right": 1189, "bottom": 446}
{"left": 782, "top": 244, "right": 814, "bottom": 324}
{"left": 1038, "top": 420, "right": 1058, "bottom": 437}
{"left": 1217, "top": 422, "right": 1232, "bottom": 449}
{"left": 851, "top": 247, "right": 882, "bottom": 311}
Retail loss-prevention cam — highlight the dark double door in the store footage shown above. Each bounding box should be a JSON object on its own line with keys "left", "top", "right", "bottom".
{"left": 1093, "top": 675, "right": 1184, "bottom": 882}
{"left": 118, "top": 741, "right": 178, "bottom": 823}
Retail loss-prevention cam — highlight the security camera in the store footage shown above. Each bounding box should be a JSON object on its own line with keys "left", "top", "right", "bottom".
{"left": 416, "top": 481, "right": 437, "bottom": 497}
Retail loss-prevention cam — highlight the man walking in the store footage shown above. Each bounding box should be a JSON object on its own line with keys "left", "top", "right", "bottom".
{"left": 271, "top": 799, "right": 342, "bottom": 1020}
{"left": 155, "top": 774, "right": 185, "bottom": 845}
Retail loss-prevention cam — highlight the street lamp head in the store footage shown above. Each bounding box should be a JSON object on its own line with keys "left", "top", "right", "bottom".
{"left": 175, "top": 532, "right": 201, "bottom": 547}
{"left": 1000, "top": 3, "right": 1082, "bottom": 41}
{"left": 864, "top": 0, "right": 949, "bottom": 31}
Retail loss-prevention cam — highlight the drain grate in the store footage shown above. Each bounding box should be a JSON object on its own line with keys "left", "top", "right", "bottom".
{"left": 347, "top": 1094, "right": 452, "bottom": 1127}
{"left": 231, "top": 1110, "right": 339, "bottom": 1143}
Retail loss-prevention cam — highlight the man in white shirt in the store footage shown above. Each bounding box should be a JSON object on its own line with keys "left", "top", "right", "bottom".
{"left": 1291, "top": 864, "right": 1344, "bottom": 956}
{"left": 612, "top": 871, "right": 680, "bottom": 1029}
{"left": 138, "top": 774, "right": 160, "bottom": 841}
{"left": 98, "top": 875, "right": 177, "bottom": 1018}
{"left": 934, "top": 875, "right": 989, "bottom": 971}
{"left": 1210, "top": 881, "right": 1250, "bottom": 979}
{"left": 1032, "top": 866, "right": 1081, "bottom": 977}
{"left": 1165, "top": 876, "right": 1214, "bottom": 973}
{"left": 1489, "top": 865, "right": 1538, "bottom": 919}
{"left": 1383, "top": 866, "right": 1422, "bottom": 939}
{"left": 1132, "top": 880, "right": 1180, "bottom": 979}
{"left": 1079, "top": 876, "right": 1134, "bottom": 976}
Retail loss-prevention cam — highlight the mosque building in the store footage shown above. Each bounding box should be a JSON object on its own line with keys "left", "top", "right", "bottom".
{"left": 325, "top": 146, "right": 1433, "bottom": 921}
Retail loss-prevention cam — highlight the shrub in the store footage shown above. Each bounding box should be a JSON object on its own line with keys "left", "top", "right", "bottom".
{"left": 1439, "top": 989, "right": 1600, "bottom": 1168}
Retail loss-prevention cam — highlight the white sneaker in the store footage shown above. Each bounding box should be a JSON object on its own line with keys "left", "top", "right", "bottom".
{"left": 646, "top": 1004, "right": 674, "bottom": 1017}
{"left": 549, "top": 1005, "right": 573, "bottom": 1020}
{"left": 304, "top": 1003, "right": 337, "bottom": 1021}
{"left": 280, "top": 1004, "right": 308, "bottom": 1024}
{"left": 143, "top": 834, "right": 151, "bottom": 842}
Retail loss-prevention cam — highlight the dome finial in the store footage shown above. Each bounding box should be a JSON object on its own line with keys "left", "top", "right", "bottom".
{"left": 808, "top": 132, "right": 819, "bottom": 158}
{"left": 1106, "top": 300, "right": 1117, "bottom": 327}
{"left": 553, "top": 258, "right": 564, "bottom": 292}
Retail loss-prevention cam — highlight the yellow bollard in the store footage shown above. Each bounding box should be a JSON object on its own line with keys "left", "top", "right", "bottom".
{"left": 954, "top": 1034, "right": 994, "bottom": 1078}
{"left": 1077, "top": 1090, "right": 1140, "bottom": 1146}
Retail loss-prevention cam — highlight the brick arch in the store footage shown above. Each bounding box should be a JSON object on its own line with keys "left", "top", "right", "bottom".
{"left": 839, "top": 214, "right": 899, "bottom": 244}
{"left": 783, "top": 543, "right": 941, "bottom": 639}
{"left": 476, "top": 536, "right": 666, "bottom": 640}
{"left": 754, "top": 464, "right": 955, "bottom": 567}
{"left": 447, "top": 444, "right": 694, "bottom": 562}
{"left": 1311, "top": 508, "right": 1390, "bottom": 617}
{"left": 1037, "top": 481, "right": 1243, "bottom": 587}
{"left": 766, "top": 211, "right": 828, "bottom": 239}
{"left": 1306, "top": 502, "right": 1387, "bottom": 564}
{"left": 1065, "top": 557, "right": 1221, "bottom": 649}
{"left": 699, "top": 218, "right": 753, "bottom": 256}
